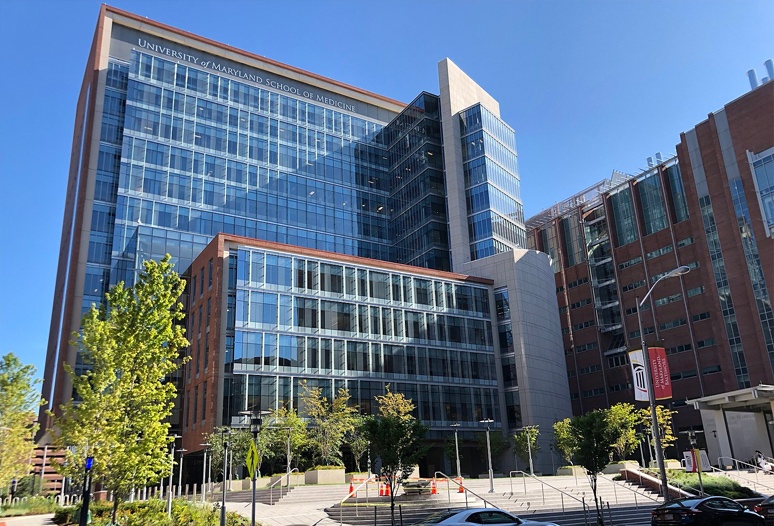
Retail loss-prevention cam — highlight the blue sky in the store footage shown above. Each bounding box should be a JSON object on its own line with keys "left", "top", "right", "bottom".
{"left": 0, "top": 0, "right": 772, "bottom": 385}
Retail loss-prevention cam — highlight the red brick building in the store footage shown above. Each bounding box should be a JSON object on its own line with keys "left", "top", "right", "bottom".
{"left": 526, "top": 80, "right": 774, "bottom": 456}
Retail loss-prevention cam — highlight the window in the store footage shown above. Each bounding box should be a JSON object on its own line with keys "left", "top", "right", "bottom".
{"left": 567, "top": 277, "right": 588, "bottom": 289}
{"left": 691, "top": 312, "right": 710, "bottom": 322}
{"left": 646, "top": 245, "right": 673, "bottom": 260}
{"left": 696, "top": 338, "right": 715, "bottom": 349}
{"left": 617, "top": 256, "right": 642, "bottom": 271}
{"left": 638, "top": 173, "right": 668, "bottom": 234}
{"left": 608, "top": 354, "right": 629, "bottom": 368}
{"left": 677, "top": 237, "right": 694, "bottom": 248}
{"left": 687, "top": 286, "right": 704, "bottom": 297}
{"left": 660, "top": 318, "right": 686, "bottom": 331}
{"left": 208, "top": 258, "right": 213, "bottom": 288}
{"left": 666, "top": 343, "right": 692, "bottom": 355}
{"left": 570, "top": 298, "right": 592, "bottom": 309}
{"left": 610, "top": 187, "right": 638, "bottom": 246}
{"left": 201, "top": 381, "right": 207, "bottom": 423}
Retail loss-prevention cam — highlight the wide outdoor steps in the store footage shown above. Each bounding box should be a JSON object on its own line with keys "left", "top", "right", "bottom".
{"left": 321, "top": 475, "right": 662, "bottom": 525}
{"left": 218, "top": 486, "right": 292, "bottom": 505}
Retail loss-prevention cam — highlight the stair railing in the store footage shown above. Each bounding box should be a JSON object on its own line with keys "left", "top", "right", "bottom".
{"left": 337, "top": 473, "right": 377, "bottom": 525}
{"left": 509, "top": 470, "right": 590, "bottom": 516}
{"left": 713, "top": 458, "right": 774, "bottom": 494}
{"left": 434, "top": 470, "right": 493, "bottom": 509}
{"left": 597, "top": 472, "right": 660, "bottom": 507}
{"left": 268, "top": 467, "right": 299, "bottom": 505}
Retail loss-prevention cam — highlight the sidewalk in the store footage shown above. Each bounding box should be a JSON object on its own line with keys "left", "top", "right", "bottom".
{"left": 229, "top": 501, "right": 331, "bottom": 526}
{"left": 0, "top": 515, "right": 54, "bottom": 526}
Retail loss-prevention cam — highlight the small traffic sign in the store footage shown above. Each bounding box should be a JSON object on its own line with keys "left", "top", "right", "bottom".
{"left": 246, "top": 441, "right": 258, "bottom": 479}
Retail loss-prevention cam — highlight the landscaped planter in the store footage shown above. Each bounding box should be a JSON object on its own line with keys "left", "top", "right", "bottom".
{"left": 305, "top": 468, "right": 345, "bottom": 485}
{"left": 269, "top": 473, "right": 305, "bottom": 486}
{"left": 603, "top": 461, "right": 640, "bottom": 474}
{"left": 556, "top": 465, "right": 586, "bottom": 476}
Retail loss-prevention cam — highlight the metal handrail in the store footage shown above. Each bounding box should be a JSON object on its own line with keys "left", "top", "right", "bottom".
{"left": 597, "top": 472, "right": 660, "bottom": 505}
{"left": 268, "top": 467, "right": 299, "bottom": 505}
{"left": 338, "top": 474, "right": 377, "bottom": 525}
{"left": 434, "top": 471, "right": 493, "bottom": 509}
{"left": 623, "top": 467, "right": 695, "bottom": 499}
{"left": 715, "top": 458, "right": 774, "bottom": 494}
{"left": 509, "top": 470, "right": 590, "bottom": 515}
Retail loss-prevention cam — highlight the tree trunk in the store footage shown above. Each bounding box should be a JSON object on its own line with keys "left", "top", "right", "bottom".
{"left": 111, "top": 496, "right": 120, "bottom": 524}
{"left": 587, "top": 473, "right": 604, "bottom": 525}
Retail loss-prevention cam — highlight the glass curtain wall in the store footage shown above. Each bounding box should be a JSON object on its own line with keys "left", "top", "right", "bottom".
{"left": 459, "top": 104, "right": 525, "bottom": 260}
{"left": 222, "top": 246, "right": 498, "bottom": 428}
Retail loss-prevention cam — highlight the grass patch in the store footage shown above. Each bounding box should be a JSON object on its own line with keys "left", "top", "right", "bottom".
{"left": 661, "top": 470, "right": 760, "bottom": 499}
{"left": 0, "top": 496, "right": 60, "bottom": 517}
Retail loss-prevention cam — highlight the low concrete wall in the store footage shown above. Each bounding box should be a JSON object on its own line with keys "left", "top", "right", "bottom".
{"left": 305, "top": 469, "right": 345, "bottom": 485}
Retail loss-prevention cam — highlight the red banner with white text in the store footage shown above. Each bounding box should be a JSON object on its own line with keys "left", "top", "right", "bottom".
{"left": 649, "top": 347, "right": 672, "bottom": 400}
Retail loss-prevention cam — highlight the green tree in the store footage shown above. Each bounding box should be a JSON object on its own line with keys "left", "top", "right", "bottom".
{"left": 266, "top": 406, "right": 308, "bottom": 474}
{"left": 608, "top": 403, "right": 640, "bottom": 462}
{"left": 52, "top": 255, "right": 189, "bottom": 524}
{"left": 300, "top": 383, "right": 356, "bottom": 466}
{"left": 639, "top": 405, "right": 678, "bottom": 457}
{"left": 476, "top": 430, "right": 510, "bottom": 474}
{"left": 206, "top": 427, "right": 257, "bottom": 480}
{"left": 553, "top": 418, "right": 578, "bottom": 465}
{"left": 364, "top": 388, "right": 428, "bottom": 526}
{"left": 571, "top": 410, "right": 623, "bottom": 526}
{"left": 513, "top": 426, "right": 540, "bottom": 473}
{"left": 347, "top": 415, "right": 370, "bottom": 473}
{"left": 0, "top": 353, "right": 44, "bottom": 493}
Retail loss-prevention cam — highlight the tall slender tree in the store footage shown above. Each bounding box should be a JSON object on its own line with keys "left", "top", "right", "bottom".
{"left": 300, "top": 382, "right": 356, "bottom": 466}
{"left": 52, "top": 255, "right": 188, "bottom": 523}
{"left": 0, "top": 353, "right": 44, "bottom": 493}
{"left": 364, "top": 387, "right": 427, "bottom": 526}
{"left": 571, "top": 410, "right": 622, "bottom": 526}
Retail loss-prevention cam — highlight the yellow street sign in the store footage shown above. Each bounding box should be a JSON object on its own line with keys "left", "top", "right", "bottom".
{"left": 246, "top": 441, "right": 258, "bottom": 479}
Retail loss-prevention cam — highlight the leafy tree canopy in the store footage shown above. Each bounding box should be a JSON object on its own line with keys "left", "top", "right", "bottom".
{"left": 639, "top": 405, "right": 678, "bottom": 453}
{"left": 300, "top": 382, "right": 356, "bottom": 466}
{"left": 364, "top": 387, "right": 428, "bottom": 526}
{"left": 552, "top": 418, "right": 578, "bottom": 465}
{"left": 346, "top": 415, "right": 370, "bottom": 473}
{"left": 607, "top": 403, "right": 640, "bottom": 461}
{"left": 0, "top": 353, "right": 44, "bottom": 491}
{"left": 512, "top": 425, "right": 540, "bottom": 471}
{"left": 52, "top": 255, "right": 188, "bottom": 522}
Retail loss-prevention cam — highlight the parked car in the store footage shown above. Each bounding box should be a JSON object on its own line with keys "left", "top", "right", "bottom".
{"left": 753, "top": 495, "right": 774, "bottom": 525}
{"left": 412, "top": 508, "right": 560, "bottom": 525}
{"left": 651, "top": 496, "right": 765, "bottom": 525}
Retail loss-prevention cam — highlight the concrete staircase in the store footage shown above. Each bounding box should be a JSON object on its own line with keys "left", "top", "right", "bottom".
{"left": 223, "top": 486, "right": 293, "bottom": 505}
{"left": 320, "top": 475, "right": 662, "bottom": 525}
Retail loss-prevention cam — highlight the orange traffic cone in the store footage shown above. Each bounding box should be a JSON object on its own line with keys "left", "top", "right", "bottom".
{"left": 431, "top": 479, "right": 437, "bottom": 495}
{"left": 385, "top": 483, "right": 391, "bottom": 496}
{"left": 457, "top": 477, "right": 465, "bottom": 493}
{"left": 378, "top": 482, "right": 384, "bottom": 496}
{"left": 348, "top": 480, "right": 354, "bottom": 497}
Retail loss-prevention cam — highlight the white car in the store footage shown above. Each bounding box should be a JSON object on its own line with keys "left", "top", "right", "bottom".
{"left": 412, "top": 507, "right": 560, "bottom": 525}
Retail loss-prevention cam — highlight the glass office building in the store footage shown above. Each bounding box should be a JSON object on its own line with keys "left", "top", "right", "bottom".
{"left": 42, "top": 5, "right": 570, "bottom": 475}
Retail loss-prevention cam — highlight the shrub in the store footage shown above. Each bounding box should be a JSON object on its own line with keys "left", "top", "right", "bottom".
{"left": 0, "top": 496, "right": 61, "bottom": 517}
{"left": 665, "top": 470, "right": 759, "bottom": 499}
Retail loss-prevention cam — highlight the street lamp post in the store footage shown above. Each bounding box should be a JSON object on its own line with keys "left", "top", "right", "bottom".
{"left": 177, "top": 448, "right": 187, "bottom": 497}
{"left": 451, "top": 423, "right": 462, "bottom": 480}
{"left": 549, "top": 444, "right": 556, "bottom": 476}
{"left": 167, "top": 435, "right": 181, "bottom": 518}
{"left": 637, "top": 265, "right": 690, "bottom": 502}
{"left": 220, "top": 429, "right": 230, "bottom": 526}
{"left": 240, "top": 410, "right": 270, "bottom": 526}
{"left": 200, "top": 443, "right": 210, "bottom": 504}
{"left": 480, "top": 419, "right": 495, "bottom": 493}
{"left": 78, "top": 456, "right": 93, "bottom": 526}
{"left": 687, "top": 431, "right": 704, "bottom": 496}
